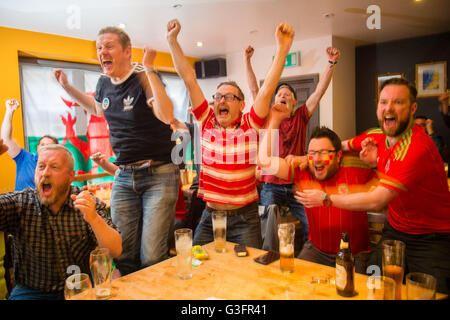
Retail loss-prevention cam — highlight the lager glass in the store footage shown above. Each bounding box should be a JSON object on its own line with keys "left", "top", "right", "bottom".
{"left": 382, "top": 240, "right": 405, "bottom": 300}
{"left": 278, "top": 223, "right": 295, "bottom": 273}
{"left": 212, "top": 211, "right": 227, "bottom": 253}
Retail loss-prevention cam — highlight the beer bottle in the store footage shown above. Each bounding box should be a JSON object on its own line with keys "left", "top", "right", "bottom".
{"left": 335, "top": 232, "right": 356, "bottom": 297}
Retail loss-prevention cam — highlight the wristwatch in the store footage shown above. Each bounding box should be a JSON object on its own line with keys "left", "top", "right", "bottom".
{"left": 323, "top": 193, "right": 332, "bottom": 207}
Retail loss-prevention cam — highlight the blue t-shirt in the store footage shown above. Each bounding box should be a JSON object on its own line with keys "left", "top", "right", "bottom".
{"left": 13, "top": 148, "right": 37, "bottom": 191}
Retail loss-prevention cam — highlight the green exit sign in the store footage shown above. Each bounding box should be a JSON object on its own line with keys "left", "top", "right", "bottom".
{"left": 286, "top": 51, "right": 299, "bottom": 67}
{"left": 273, "top": 51, "right": 300, "bottom": 67}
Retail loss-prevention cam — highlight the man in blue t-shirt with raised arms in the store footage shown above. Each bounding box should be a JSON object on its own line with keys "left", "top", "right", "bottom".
{"left": 1, "top": 99, "right": 59, "bottom": 191}
{"left": 53, "top": 26, "right": 179, "bottom": 276}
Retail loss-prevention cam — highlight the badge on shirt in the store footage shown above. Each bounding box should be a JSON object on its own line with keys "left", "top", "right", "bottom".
{"left": 337, "top": 184, "right": 349, "bottom": 194}
{"left": 123, "top": 96, "right": 134, "bottom": 111}
{"left": 102, "top": 97, "right": 110, "bottom": 110}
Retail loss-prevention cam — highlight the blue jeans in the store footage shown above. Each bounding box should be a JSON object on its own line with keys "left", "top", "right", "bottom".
{"left": 259, "top": 183, "right": 309, "bottom": 242}
{"left": 8, "top": 285, "right": 64, "bottom": 300}
{"left": 193, "top": 202, "right": 262, "bottom": 249}
{"left": 111, "top": 163, "right": 179, "bottom": 276}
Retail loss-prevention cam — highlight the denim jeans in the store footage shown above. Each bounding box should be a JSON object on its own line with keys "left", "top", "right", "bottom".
{"left": 8, "top": 285, "right": 64, "bottom": 300}
{"left": 111, "top": 163, "right": 179, "bottom": 276}
{"left": 193, "top": 202, "right": 262, "bottom": 249}
{"left": 259, "top": 183, "right": 309, "bottom": 243}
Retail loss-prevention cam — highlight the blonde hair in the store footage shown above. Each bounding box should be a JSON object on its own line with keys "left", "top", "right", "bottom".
{"left": 97, "top": 26, "right": 131, "bottom": 49}
{"left": 39, "top": 144, "right": 75, "bottom": 171}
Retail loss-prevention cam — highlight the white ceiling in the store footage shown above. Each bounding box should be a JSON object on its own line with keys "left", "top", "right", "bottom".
{"left": 1, "top": 0, "right": 449, "bottom": 58}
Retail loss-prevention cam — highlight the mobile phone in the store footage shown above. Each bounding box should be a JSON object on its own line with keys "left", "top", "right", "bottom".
{"left": 254, "top": 251, "right": 280, "bottom": 265}
{"left": 234, "top": 244, "right": 248, "bottom": 257}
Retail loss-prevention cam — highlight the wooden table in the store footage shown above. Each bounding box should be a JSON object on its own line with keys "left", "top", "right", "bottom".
{"left": 108, "top": 241, "right": 446, "bottom": 300}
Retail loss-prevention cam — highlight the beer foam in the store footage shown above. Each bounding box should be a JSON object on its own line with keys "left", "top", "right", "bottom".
{"left": 280, "top": 244, "right": 294, "bottom": 255}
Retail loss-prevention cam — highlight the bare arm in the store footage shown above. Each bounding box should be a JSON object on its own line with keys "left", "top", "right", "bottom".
{"left": 253, "top": 22, "right": 294, "bottom": 120}
{"left": 295, "top": 185, "right": 396, "bottom": 212}
{"left": 71, "top": 191, "right": 122, "bottom": 258}
{"left": 142, "top": 47, "right": 174, "bottom": 124}
{"left": 305, "top": 47, "right": 340, "bottom": 117}
{"left": 53, "top": 69, "right": 99, "bottom": 115}
{"left": 0, "top": 138, "right": 8, "bottom": 155}
{"left": 1, "top": 99, "right": 22, "bottom": 158}
{"left": 244, "top": 46, "right": 259, "bottom": 102}
{"left": 166, "top": 19, "right": 206, "bottom": 110}
{"left": 90, "top": 152, "right": 118, "bottom": 175}
{"left": 257, "top": 103, "right": 299, "bottom": 180}
{"left": 341, "top": 139, "right": 351, "bottom": 152}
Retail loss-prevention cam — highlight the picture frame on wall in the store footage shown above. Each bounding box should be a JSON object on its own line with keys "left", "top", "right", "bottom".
{"left": 415, "top": 61, "right": 447, "bottom": 97}
{"left": 376, "top": 72, "right": 404, "bottom": 102}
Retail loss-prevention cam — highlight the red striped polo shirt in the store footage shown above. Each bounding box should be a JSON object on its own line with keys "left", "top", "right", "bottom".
{"left": 192, "top": 100, "right": 266, "bottom": 206}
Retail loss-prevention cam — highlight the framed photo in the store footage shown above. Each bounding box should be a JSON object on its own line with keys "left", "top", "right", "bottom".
{"left": 415, "top": 61, "right": 447, "bottom": 97}
{"left": 376, "top": 72, "right": 404, "bottom": 102}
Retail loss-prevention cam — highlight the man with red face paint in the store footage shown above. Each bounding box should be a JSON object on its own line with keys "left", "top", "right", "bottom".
{"left": 258, "top": 105, "right": 378, "bottom": 273}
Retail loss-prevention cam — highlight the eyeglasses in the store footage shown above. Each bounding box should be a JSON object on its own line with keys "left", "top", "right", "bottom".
{"left": 212, "top": 93, "right": 242, "bottom": 102}
{"left": 307, "top": 150, "right": 336, "bottom": 157}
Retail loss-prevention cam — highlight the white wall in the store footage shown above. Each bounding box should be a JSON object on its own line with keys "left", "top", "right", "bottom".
{"left": 331, "top": 36, "right": 356, "bottom": 140}
{"left": 196, "top": 34, "right": 356, "bottom": 140}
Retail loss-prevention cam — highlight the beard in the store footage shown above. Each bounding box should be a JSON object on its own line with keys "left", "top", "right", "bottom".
{"left": 379, "top": 116, "right": 410, "bottom": 137}
{"left": 36, "top": 177, "right": 71, "bottom": 207}
{"left": 309, "top": 160, "right": 339, "bottom": 181}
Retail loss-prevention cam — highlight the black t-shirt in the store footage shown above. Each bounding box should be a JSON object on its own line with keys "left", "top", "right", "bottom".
{"left": 94, "top": 68, "right": 174, "bottom": 165}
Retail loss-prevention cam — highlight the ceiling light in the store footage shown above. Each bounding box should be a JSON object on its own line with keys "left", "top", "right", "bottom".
{"left": 118, "top": 23, "right": 126, "bottom": 29}
{"left": 196, "top": 42, "right": 203, "bottom": 47}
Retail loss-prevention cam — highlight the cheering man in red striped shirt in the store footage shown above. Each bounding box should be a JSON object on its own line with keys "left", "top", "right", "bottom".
{"left": 167, "top": 19, "right": 294, "bottom": 248}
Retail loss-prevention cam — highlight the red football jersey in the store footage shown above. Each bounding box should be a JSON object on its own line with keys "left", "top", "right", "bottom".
{"left": 349, "top": 125, "right": 450, "bottom": 234}
{"left": 295, "top": 156, "right": 379, "bottom": 255}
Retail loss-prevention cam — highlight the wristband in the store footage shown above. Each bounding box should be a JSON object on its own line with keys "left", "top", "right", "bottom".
{"left": 323, "top": 193, "right": 332, "bottom": 207}
{"left": 328, "top": 60, "right": 338, "bottom": 65}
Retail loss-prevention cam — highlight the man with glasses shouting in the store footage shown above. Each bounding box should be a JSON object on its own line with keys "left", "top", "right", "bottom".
{"left": 258, "top": 105, "right": 378, "bottom": 272}
{"left": 166, "top": 19, "right": 294, "bottom": 248}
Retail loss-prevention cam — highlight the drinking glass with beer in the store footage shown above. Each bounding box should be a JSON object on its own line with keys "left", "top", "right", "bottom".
{"left": 212, "top": 211, "right": 227, "bottom": 253}
{"left": 381, "top": 240, "right": 405, "bottom": 300}
{"left": 278, "top": 223, "right": 295, "bottom": 273}
{"left": 366, "top": 275, "right": 396, "bottom": 300}
{"left": 87, "top": 180, "right": 97, "bottom": 195}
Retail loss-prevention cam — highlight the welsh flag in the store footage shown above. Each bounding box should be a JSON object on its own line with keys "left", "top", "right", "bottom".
{"left": 21, "top": 64, "right": 115, "bottom": 187}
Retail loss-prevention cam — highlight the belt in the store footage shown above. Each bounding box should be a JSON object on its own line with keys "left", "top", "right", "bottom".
{"left": 119, "top": 160, "right": 167, "bottom": 170}
{"left": 206, "top": 202, "right": 257, "bottom": 217}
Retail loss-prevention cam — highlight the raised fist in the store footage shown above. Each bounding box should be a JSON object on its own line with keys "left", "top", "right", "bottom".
{"left": 143, "top": 46, "right": 157, "bottom": 69}
{"left": 326, "top": 47, "right": 340, "bottom": 63}
{"left": 5, "top": 99, "right": 20, "bottom": 112}
{"left": 167, "top": 19, "right": 181, "bottom": 41}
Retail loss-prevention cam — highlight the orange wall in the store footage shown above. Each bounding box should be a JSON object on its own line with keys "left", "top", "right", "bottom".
{"left": 0, "top": 27, "right": 197, "bottom": 192}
